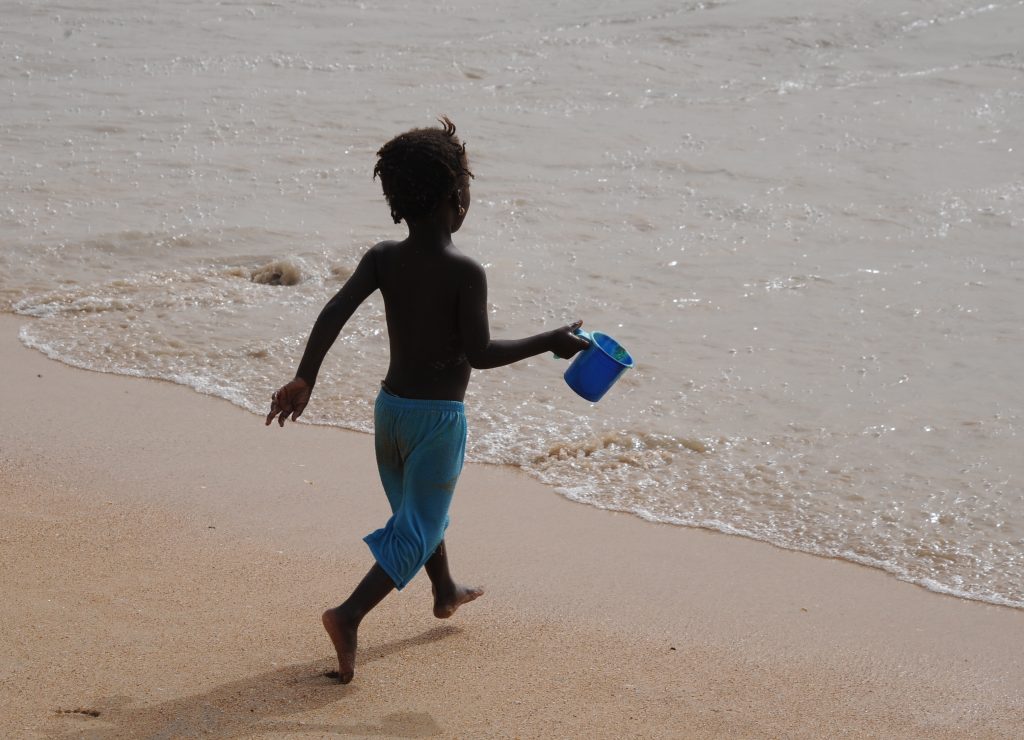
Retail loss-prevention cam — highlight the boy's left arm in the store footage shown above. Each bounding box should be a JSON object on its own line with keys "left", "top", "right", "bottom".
{"left": 266, "top": 247, "right": 379, "bottom": 426}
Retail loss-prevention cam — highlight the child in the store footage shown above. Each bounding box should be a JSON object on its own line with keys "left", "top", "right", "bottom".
{"left": 265, "top": 117, "right": 588, "bottom": 684}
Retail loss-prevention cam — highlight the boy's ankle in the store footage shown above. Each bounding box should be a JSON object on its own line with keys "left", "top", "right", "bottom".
{"left": 331, "top": 602, "right": 363, "bottom": 626}
{"left": 431, "top": 581, "right": 457, "bottom": 601}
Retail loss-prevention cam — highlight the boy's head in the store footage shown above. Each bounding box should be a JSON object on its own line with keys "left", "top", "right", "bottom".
{"left": 373, "top": 116, "right": 473, "bottom": 225}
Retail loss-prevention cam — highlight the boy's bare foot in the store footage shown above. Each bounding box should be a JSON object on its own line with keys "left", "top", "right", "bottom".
{"left": 432, "top": 584, "right": 484, "bottom": 619}
{"left": 322, "top": 607, "right": 358, "bottom": 683}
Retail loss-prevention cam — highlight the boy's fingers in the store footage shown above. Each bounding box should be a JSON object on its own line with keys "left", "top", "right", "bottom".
{"left": 267, "top": 385, "right": 311, "bottom": 427}
{"left": 569, "top": 319, "right": 583, "bottom": 330}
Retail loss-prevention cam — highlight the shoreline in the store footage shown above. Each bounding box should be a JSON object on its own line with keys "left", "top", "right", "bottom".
{"left": 17, "top": 315, "right": 1021, "bottom": 614}
{"left": 16, "top": 315, "right": 1024, "bottom": 618}
{"left": 2, "top": 314, "right": 1022, "bottom": 738}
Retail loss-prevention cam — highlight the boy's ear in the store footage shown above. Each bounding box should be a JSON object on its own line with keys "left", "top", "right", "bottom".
{"left": 452, "top": 189, "right": 466, "bottom": 217}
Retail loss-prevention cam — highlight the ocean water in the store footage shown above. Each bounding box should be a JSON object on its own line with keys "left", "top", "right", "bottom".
{"left": 2, "top": 1, "right": 1022, "bottom": 607}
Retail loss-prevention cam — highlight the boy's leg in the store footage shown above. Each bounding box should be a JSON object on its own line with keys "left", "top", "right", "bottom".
{"left": 322, "top": 563, "right": 395, "bottom": 684}
{"left": 423, "top": 539, "right": 484, "bottom": 619}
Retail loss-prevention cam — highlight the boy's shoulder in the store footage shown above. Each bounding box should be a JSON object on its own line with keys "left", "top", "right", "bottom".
{"left": 445, "top": 245, "right": 484, "bottom": 273}
{"left": 368, "top": 239, "right": 401, "bottom": 256}
{"left": 444, "top": 248, "right": 486, "bottom": 288}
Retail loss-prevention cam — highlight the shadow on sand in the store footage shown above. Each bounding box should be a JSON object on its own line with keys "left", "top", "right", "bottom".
{"left": 53, "top": 625, "right": 460, "bottom": 739}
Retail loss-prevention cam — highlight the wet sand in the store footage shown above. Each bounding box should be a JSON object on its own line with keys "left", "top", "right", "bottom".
{"left": 1, "top": 315, "right": 1021, "bottom": 739}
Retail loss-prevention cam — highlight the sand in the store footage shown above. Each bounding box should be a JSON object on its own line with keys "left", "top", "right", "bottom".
{"left": 1, "top": 314, "right": 1021, "bottom": 739}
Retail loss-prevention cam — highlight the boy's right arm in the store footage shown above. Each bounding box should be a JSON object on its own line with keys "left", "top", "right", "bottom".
{"left": 458, "top": 260, "right": 588, "bottom": 369}
{"left": 266, "top": 246, "right": 379, "bottom": 427}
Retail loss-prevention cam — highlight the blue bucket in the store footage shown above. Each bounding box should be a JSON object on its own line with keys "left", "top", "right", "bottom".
{"left": 563, "top": 330, "right": 634, "bottom": 402}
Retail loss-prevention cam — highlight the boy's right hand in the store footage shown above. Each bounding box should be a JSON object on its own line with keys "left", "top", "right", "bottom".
{"left": 551, "top": 320, "right": 590, "bottom": 360}
{"left": 266, "top": 377, "right": 312, "bottom": 427}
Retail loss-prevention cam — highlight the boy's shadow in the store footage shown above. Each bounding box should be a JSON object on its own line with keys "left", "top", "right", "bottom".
{"left": 54, "top": 625, "right": 460, "bottom": 739}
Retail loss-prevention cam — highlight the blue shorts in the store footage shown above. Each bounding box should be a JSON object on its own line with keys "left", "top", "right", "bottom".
{"left": 364, "top": 387, "right": 467, "bottom": 590}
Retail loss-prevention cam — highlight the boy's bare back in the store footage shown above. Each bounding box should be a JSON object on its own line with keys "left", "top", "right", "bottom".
{"left": 373, "top": 238, "right": 479, "bottom": 400}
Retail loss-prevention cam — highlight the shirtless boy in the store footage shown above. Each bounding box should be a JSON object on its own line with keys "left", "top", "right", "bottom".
{"left": 265, "top": 117, "right": 587, "bottom": 684}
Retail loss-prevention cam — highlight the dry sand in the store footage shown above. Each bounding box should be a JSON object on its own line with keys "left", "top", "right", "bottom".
{"left": 1, "top": 314, "right": 1021, "bottom": 738}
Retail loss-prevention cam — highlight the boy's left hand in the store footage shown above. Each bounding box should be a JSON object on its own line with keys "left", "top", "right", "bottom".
{"left": 551, "top": 320, "right": 590, "bottom": 359}
{"left": 266, "top": 378, "right": 312, "bottom": 427}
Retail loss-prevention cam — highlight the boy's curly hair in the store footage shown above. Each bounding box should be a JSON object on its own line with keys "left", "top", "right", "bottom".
{"left": 373, "top": 116, "right": 474, "bottom": 224}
